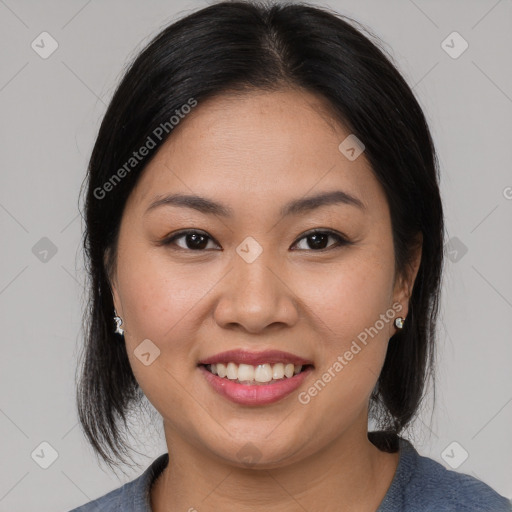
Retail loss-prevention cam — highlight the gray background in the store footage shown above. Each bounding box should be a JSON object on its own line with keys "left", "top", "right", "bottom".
{"left": 0, "top": 0, "right": 511, "bottom": 510}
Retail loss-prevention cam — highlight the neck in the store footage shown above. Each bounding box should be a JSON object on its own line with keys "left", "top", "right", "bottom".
{"left": 151, "top": 425, "right": 399, "bottom": 512}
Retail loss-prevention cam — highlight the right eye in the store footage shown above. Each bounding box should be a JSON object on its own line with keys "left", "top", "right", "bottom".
{"left": 160, "top": 229, "right": 220, "bottom": 251}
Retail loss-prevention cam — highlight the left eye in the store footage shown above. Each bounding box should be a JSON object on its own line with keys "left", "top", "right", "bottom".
{"left": 292, "top": 230, "right": 350, "bottom": 251}
{"left": 160, "top": 229, "right": 351, "bottom": 252}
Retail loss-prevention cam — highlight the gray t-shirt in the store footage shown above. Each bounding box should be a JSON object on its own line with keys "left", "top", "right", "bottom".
{"left": 68, "top": 437, "right": 511, "bottom": 511}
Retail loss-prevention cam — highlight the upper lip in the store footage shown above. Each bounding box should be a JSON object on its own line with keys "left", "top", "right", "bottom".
{"left": 198, "top": 349, "right": 313, "bottom": 367}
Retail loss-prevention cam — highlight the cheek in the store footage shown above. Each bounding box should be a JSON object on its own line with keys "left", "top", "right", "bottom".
{"left": 115, "top": 244, "right": 210, "bottom": 350}
{"left": 292, "top": 250, "right": 395, "bottom": 417}
{"left": 116, "top": 250, "right": 214, "bottom": 414}
{"left": 294, "top": 262, "right": 394, "bottom": 429}
{"left": 297, "top": 251, "right": 395, "bottom": 347}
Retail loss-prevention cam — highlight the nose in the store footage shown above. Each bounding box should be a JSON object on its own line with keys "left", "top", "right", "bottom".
{"left": 213, "top": 247, "right": 300, "bottom": 334}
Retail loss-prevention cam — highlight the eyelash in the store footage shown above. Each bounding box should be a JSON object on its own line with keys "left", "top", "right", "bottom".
{"left": 158, "top": 229, "right": 353, "bottom": 252}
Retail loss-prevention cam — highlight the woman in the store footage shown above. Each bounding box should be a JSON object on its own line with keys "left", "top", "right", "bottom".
{"left": 70, "top": 1, "right": 511, "bottom": 510}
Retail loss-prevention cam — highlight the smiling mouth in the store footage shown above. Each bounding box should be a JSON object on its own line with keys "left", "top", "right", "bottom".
{"left": 200, "top": 362, "right": 314, "bottom": 385}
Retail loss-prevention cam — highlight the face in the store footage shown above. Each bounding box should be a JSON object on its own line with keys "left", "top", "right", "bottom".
{"left": 110, "top": 88, "right": 420, "bottom": 468}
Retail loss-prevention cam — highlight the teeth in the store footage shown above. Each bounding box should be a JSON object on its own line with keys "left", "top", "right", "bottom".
{"left": 226, "top": 362, "right": 238, "bottom": 380}
{"left": 208, "top": 362, "right": 304, "bottom": 383}
{"left": 254, "top": 364, "right": 273, "bottom": 383}
{"left": 238, "top": 363, "right": 254, "bottom": 381}
{"left": 216, "top": 363, "right": 227, "bottom": 378}
{"left": 272, "top": 363, "right": 284, "bottom": 379}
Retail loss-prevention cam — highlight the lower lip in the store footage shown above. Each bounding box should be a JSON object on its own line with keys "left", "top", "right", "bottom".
{"left": 199, "top": 365, "right": 313, "bottom": 406}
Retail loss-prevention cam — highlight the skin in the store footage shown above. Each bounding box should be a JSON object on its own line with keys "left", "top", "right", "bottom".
{"left": 109, "top": 87, "right": 422, "bottom": 511}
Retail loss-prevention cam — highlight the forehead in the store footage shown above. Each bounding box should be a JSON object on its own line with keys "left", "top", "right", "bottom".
{"left": 129, "top": 88, "right": 385, "bottom": 216}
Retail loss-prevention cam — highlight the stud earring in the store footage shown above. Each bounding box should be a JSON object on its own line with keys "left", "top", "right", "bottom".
{"left": 394, "top": 317, "right": 405, "bottom": 329}
{"left": 114, "top": 309, "right": 124, "bottom": 335}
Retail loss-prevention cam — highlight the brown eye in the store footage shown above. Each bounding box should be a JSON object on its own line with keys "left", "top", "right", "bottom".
{"left": 162, "top": 230, "right": 219, "bottom": 251}
{"left": 292, "top": 230, "right": 351, "bottom": 251}
{"left": 160, "top": 229, "right": 352, "bottom": 252}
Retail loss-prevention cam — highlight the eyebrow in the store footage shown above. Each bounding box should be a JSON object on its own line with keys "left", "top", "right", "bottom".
{"left": 144, "top": 190, "right": 366, "bottom": 218}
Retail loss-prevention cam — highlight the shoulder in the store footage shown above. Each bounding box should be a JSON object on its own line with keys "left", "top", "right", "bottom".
{"left": 68, "top": 484, "right": 124, "bottom": 511}
{"left": 392, "top": 438, "right": 512, "bottom": 511}
{"left": 67, "top": 453, "right": 169, "bottom": 512}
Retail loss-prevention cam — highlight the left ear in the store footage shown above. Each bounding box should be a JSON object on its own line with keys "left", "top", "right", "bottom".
{"left": 392, "top": 232, "right": 423, "bottom": 316}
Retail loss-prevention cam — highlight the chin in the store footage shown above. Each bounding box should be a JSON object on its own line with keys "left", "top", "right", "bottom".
{"left": 204, "top": 434, "right": 310, "bottom": 471}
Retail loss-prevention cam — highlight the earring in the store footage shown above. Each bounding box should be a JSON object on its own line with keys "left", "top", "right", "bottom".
{"left": 394, "top": 317, "right": 405, "bottom": 329}
{"left": 114, "top": 309, "right": 124, "bottom": 335}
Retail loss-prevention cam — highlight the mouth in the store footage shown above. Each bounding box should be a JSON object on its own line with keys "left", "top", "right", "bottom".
{"left": 197, "top": 349, "right": 315, "bottom": 405}
{"left": 199, "top": 362, "right": 314, "bottom": 385}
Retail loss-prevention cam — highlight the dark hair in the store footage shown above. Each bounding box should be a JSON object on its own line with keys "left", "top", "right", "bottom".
{"left": 77, "top": 0, "right": 444, "bottom": 470}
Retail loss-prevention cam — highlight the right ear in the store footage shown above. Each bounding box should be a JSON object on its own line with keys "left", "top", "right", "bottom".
{"left": 104, "top": 248, "right": 121, "bottom": 315}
